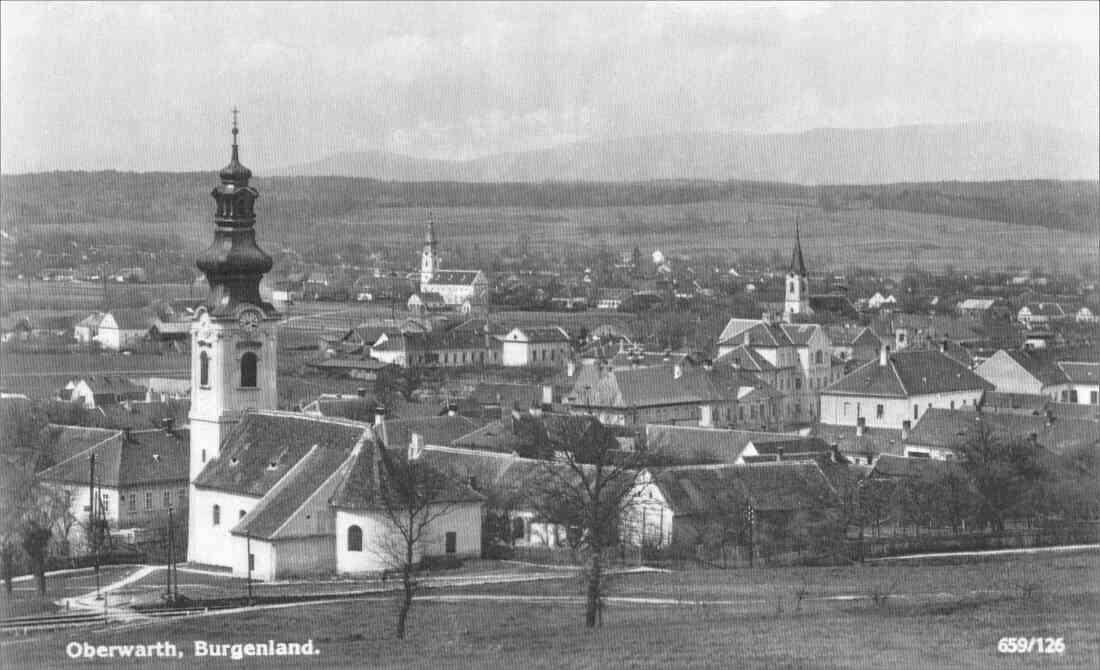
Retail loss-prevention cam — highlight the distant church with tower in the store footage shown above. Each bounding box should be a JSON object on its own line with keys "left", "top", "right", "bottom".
{"left": 416, "top": 214, "right": 489, "bottom": 313}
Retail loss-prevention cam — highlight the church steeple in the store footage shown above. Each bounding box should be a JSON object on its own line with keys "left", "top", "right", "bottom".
{"left": 790, "top": 216, "right": 807, "bottom": 277}
{"left": 784, "top": 216, "right": 809, "bottom": 321}
{"left": 196, "top": 109, "right": 275, "bottom": 317}
{"left": 420, "top": 211, "right": 438, "bottom": 289}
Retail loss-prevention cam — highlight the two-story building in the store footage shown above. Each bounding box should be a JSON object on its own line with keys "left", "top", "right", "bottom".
{"left": 819, "top": 348, "right": 991, "bottom": 432}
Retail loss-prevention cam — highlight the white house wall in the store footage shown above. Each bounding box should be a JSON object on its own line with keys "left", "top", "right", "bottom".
{"left": 820, "top": 389, "right": 984, "bottom": 430}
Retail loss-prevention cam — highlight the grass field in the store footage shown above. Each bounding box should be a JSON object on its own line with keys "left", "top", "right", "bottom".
{"left": 315, "top": 199, "right": 1099, "bottom": 274}
{"left": 2, "top": 552, "right": 1096, "bottom": 668}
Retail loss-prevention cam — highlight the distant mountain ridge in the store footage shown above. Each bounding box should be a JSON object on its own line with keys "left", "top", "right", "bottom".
{"left": 278, "top": 122, "right": 1099, "bottom": 184}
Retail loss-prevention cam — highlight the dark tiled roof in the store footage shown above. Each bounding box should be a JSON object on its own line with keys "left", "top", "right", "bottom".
{"left": 37, "top": 424, "right": 120, "bottom": 472}
{"left": 779, "top": 323, "right": 820, "bottom": 346}
{"left": 824, "top": 350, "right": 991, "bottom": 398}
{"left": 718, "top": 321, "right": 794, "bottom": 348}
{"left": 507, "top": 327, "right": 571, "bottom": 343}
{"left": 1003, "top": 350, "right": 1069, "bottom": 386}
{"left": 95, "top": 399, "right": 190, "bottom": 430}
{"left": 452, "top": 413, "right": 608, "bottom": 457}
{"left": 376, "top": 415, "right": 485, "bottom": 450}
{"left": 302, "top": 395, "right": 379, "bottom": 422}
{"left": 467, "top": 382, "right": 546, "bottom": 409}
{"left": 232, "top": 444, "right": 353, "bottom": 540}
{"left": 38, "top": 428, "right": 189, "bottom": 487}
{"left": 715, "top": 344, "right": 776, "bottom": 372}
{"left": 824, "top": 325, "right": 876, "bottom": 347}
{"left": 812, "top": 423, "right": 906, "bottom": 458}
{"left": 906, "top": 408, "right": 1100, "bottom": 455}
{"left": 105, "top": 308, "right": 156, "bottom": 331}
{"left": 647, "top": 425, "right": 769, "bottom": 464}
{"left": 79, "top": 376, "right": 147, "bottom": 396}
{"left": 1058, "top": 362, "right": 1098, "bottom": 385}
{"left": 330, "top": 446, "right": 483, "bottom": 511}
{"left": 652, "top": 462, "right": 839, "bottom": 515}
{"left": 590, "top": 364, "right": 763, "bottom": 408}
{"left": 808, "top": 294, "right": 859, "bottom": 317}
{"left": 870, "top": 454, "right": 963, "bottom": 479}
{"left": 193, "top": 411, "right": 371, "bottom": 497}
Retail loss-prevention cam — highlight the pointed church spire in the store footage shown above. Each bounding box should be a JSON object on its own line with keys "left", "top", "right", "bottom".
{"left": 425, "top": 210, "right": 437, "bottom": 247}
{"left": 790, "top": 216, "right": 807, "bottom": 277}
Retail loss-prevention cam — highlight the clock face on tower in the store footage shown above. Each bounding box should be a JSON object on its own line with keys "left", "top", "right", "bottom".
{"left": 238, "top": 309, "right": 261, "bottom": 333}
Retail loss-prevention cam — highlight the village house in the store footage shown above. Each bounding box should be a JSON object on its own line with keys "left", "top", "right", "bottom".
{"left": 819, "top": 348, "right": 992, "bottom": 432}
{"left": 823, "top": 324, "right": 881, "bottom": 365}
{"left": 73, "top": 312, "right": 105, "bottom": 344}
{"left": 1017, "top": 302, "right": 1069, "bottom": 327}
{"left": 60, "top": 377, "right": 148, "bottom": 409}
{"left": 96, "top": 308, "right": 156, "bottom": 351}
{"left": 370, "top": 329, "right": 500, "bottom": 368}
{"left": 622, "top": 462, "right": 841, "bottom": 550}
{"left": 563, "top": 360, "right": 780, "bottom": 429}
{"left": 1057, "top": 362, "right": 1099, "bottom": 405}
{"left": 499, "top": 326, "right": 572, "bottom": 367}
{"left": 37, "top": 425, "right": 190, "bottom": 551}
{"left": 643, "top": 423, "right": 833, "bottom": 465}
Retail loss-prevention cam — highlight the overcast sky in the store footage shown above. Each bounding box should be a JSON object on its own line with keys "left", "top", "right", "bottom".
{"left": 2, "top": 1, "right": 1097, "bottom": 173}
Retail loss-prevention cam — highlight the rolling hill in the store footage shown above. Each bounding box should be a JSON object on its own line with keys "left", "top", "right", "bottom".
{"left": 278, "top": 122, "right": 1099, "bottom": 184}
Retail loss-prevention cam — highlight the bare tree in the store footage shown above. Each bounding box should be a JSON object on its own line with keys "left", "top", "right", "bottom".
{"left": 522, "top": 416, "right": 649, "bottom": 628}
{"left": 369, "top": 446, "right": 474, "bottom": 640}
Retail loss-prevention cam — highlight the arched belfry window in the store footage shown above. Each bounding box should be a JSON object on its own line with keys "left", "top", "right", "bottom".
{"left": 240, "top": 352, "right": 258, "bottom": 388}
{"left": 347, "top": 525, "right": 363, "bottom": 552}
{"left": 199, "top": 351, "right": 210, "bottom": 387}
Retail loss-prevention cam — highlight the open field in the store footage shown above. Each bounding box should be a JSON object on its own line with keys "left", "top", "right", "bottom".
{"left": 2, "top": 552, "right": 1096, "bottom": 668}
{"left": 0, "top": 351, "right": 189, "bottom": 399}
{"left": 7, "top": 198, "right": 1098, "bottom": 279}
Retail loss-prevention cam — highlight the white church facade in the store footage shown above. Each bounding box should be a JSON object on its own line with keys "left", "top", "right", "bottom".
{"left": 418, "top": 216, "right": 489, "bottom": 312}
{"left": 186, "top": 117, "right": 482, "bottom": 580}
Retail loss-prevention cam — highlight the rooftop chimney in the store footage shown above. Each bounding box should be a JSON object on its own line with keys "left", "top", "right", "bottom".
{"left": 776, "top": 445, "right": 784, "bottom": 461}
{"left": 447, "top": 403, "right": 457, "bottom": 417}
{"left": 940, "top": 339, "right": 949, "bottom": 353}
{"left": 743, "top": 332, "right": 751, "bottom": 346}
{"left": 673, "top": 364, "right": 683, "bottom": 380}
{"left": 856, "top": 416, "right": 866, "bottom": 437}
{"left": 373, "top": 405, "right": 386, "bottom": 427}
{"left": 901, "top": 420, "right": 911, "bottom": 441}
{"left": 542, "top": 385, "right": 554, "bottom": 406}
{"left": 879, "top": 345, "right": 890, "bottom": 367}
{"left": 566, "top": 360, "right": 576, "bottom": 377}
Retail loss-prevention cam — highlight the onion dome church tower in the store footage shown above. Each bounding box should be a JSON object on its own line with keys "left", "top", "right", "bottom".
{"left": 783, "top": 217, "right": 809, "bottom": 321}
{"left": 188, "top": 111, "right": 280, "bottom": 549}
